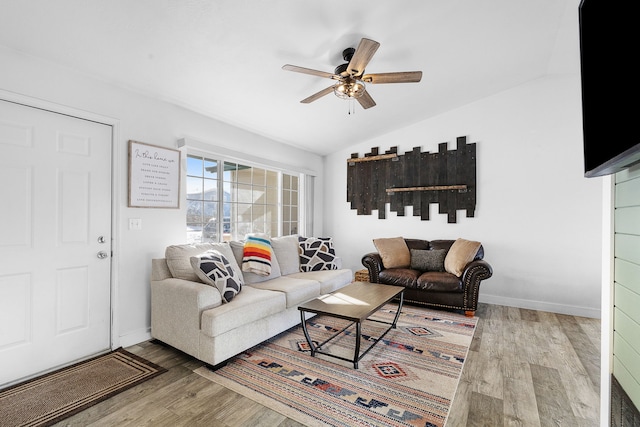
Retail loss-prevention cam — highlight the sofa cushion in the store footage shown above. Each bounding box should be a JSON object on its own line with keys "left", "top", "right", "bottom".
{"left": 271, "top": 234, "right": 300, "bottom": 275}
{"left": 373, "top": 237, "right": 410, "bottom": 269}
{"left": 200, "top": 286, "right": 286, "bottom": 338}
{"left": 410, "top": 249, "right": 446, "bottom": 272}
{"left": 230, "top": 240, "right": 281, "bottom": 284}
{"left": 242, "top": 234, "right": 272, "bottom": 276}
{"left": 190, "top": 250, "right": 243, "bottom": 303}
{"left": 287, "top": 269, "right": 353, "bottom": 294}
{"left": 416, "top": 272, "right": 462, "bottom": 292}
{"left": 166, "top": 242, "right": 240, "bottom": 283}
{"left": 405, "top": 239, "right": 431, "bottom": 251}
{"left": 250, "top": 276, "right": 321, "bottom": 308}
{"left": 379, "top": 268, "right": 421, "bottom": 288}
{"left": 444, "top": 238, "right": 481, "bottom": 277}
{"left": 298, "top": 236, "right": 338, "bottom": 272}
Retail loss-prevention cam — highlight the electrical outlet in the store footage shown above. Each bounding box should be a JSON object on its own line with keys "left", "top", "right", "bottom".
{"left": 129, "top": 218, "right": 142, "bottom": 230}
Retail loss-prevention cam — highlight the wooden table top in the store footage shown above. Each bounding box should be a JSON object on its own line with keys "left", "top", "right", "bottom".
{"left": 298, "top": 281, "right": 404, "bottom": 322}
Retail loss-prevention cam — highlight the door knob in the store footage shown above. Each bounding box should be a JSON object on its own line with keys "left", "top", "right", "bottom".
{"left": 97, "top": 251, "right": 108, "bottom": 259}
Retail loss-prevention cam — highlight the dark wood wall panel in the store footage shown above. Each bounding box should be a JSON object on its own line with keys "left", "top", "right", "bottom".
{"left": 346, "top": 136, "right": 477, "bottom": 223}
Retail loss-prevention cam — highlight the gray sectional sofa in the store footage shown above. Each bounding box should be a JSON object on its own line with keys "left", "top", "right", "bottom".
{"left": 150, "top": 235, "right": 353, "bottom": 366}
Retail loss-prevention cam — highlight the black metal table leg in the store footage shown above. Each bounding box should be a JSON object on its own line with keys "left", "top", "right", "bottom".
{"left": 353, "top": 321, "right": 361, "bottom": 369}
{"left": 392, "top": 291, "right": 404, "bottom": 328}
{"left": 300, "top": 310, "right": 315, "bottom": 357}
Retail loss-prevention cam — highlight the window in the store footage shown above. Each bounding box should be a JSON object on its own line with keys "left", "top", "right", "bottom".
{"left": 187, "top": 154, "right": 300, "bottom": 243}
{"left": 282, "top": 174, "right": 298, "bottom": 236}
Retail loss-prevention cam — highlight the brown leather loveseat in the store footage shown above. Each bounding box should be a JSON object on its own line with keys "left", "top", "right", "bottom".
{"left": 361, "top": 238, "right": 492, "bottom": 316}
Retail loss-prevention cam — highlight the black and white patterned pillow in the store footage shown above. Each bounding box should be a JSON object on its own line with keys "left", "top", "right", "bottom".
{"left": 298, "top": 236, "right": 338, "bottom": 272}
{"left": 190, "top": 250, "right": 243, "bottom": 303}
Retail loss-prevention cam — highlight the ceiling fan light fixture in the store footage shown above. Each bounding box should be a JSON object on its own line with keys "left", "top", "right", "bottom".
{"left": 283, "top": 37, "right": 420, "bottom": 110}
{"left": 333, "top": 79, "right": 366, "bottom": 100}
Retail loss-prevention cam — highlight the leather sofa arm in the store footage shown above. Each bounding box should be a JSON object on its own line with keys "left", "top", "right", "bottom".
{"left": 461, "top": 259, "right": 493, "bottom": 284}
{"left": 362, "top": 252, "right": 384, "bottom": 283}
{"left": 460, "top": 259, "right": 493, "bottom": 312}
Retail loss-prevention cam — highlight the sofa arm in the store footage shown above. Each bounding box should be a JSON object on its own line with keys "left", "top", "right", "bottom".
{"left": 150, "top": 277, "right": 222, "bottom": 357}
{"left": 460, "top": 259, "right": 493, "bottom": 312}
{"left": 362, "top": 252, "right": 384, "bottom": 283}
{"left": 461, "top": 259, "right": 493, "bottom": 284}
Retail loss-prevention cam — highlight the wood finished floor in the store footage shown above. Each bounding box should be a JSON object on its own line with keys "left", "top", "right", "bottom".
{"left": 53, "top": 303, "right": 600, "bottom": 426}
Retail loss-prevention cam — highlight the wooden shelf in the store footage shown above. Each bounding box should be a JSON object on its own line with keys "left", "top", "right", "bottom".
{"left": 347, "top": 153, "right": 398, "bottom": 164}
{"left": 386, "top": 185, "right": 468, "bottom": 193}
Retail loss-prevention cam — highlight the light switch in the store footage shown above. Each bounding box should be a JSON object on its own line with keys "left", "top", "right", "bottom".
{"left": 129, "top": 218, "right": 142, "bottom": 230}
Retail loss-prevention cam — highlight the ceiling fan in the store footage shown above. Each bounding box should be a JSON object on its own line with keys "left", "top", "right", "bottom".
{"left": 283, "top": 38, "right": 422, "bottom": 110}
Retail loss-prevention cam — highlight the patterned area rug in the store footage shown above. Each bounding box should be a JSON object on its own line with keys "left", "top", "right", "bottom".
{"left": 0, "top": 348, "right": 166, "bottom": 427}
{"left": 195, "top": 304, "right": 477, "bottom": 427}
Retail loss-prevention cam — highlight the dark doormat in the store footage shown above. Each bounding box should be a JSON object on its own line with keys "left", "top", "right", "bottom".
{"left": 0, "top": 348, "right": 166, "bottom": 427}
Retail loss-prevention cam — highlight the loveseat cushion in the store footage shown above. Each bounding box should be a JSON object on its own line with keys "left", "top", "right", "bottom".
{"left": 166, "top": 242, "right": 240, "bottom": 283}
{"left": 378, "top": 268, "right": 421, "bottom": 288}
{"left": 249, "top": 276, "right": 321, "bottom": 308}
{"left": 271, "top": 234, "right": 300, "bottom": 275}
{"left": 405, "top": 239, "right": 431, "bottom": 251}
{"left": 200, "top": 286, "right": 286, "bottom": 337}
{"left": 416, "top": 272, "right": 462, "bottom": 292}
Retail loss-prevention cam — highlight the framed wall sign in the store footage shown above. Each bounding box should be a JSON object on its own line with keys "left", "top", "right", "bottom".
{"left": 128, "top": 140, "right": 181, "bottom": 208}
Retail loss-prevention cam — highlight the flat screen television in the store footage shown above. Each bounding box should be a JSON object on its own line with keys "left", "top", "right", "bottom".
{"left": 579, "top": 0, "right": 640, "bottom": 178}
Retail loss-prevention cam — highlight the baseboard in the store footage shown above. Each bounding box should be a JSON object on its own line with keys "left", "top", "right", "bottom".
{"left": 117, "top": 327, "right": 152, "bottom": 349}
{"left": 478, "top": 294, "right": 601, "bottom": 319}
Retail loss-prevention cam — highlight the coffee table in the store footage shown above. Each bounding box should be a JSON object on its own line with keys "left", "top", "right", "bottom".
{"left": 298, "top": 281, "right": 404, "bottom": 369}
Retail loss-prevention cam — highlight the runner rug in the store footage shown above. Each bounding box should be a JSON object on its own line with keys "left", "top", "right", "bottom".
{"left": 195, "top": 304, "right": 477, "bottom": 427}
{"left": 0, "top": 348, "right": 166, "bottom": 427}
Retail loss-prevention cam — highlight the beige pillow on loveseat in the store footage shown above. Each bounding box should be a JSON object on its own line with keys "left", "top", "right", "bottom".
{"left": 373, "top": 237, "right": 411, "bottom": 269}
{"left": 444, "top": 238, "right": 481, "bottom": 277}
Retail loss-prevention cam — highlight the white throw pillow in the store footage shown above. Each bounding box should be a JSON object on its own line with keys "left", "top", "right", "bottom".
{"left": 271, "top": 234, "right": 300, "bottom": 275}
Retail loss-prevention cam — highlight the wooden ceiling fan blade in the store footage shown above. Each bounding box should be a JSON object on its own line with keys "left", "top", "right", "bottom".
{"left": 357, "top": 90, "right": 376, "bottom": 109}
{"left": 362, "top": 71, "right": 423, "bottom": 84}
{"left": 301, "top": 86, "right": 335, "bottom": 103}
{"left": 347, "top": 38, "right": 380, "bottom": 77}
{"left": 282, "top": 64, "right": 339, "bottom": 80}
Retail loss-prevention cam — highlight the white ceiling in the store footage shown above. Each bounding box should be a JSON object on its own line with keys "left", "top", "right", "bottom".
{"left": 0, "top": 0, "right": 580, "bottom": 155}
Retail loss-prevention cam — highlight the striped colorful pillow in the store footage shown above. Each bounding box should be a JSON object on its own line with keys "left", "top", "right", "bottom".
{"left": 242, "top": 234, "right": 272, "bottom": 276}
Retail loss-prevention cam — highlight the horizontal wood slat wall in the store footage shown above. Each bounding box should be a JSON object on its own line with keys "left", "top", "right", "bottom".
{"left": 346, "top": 136, "right": 477, "bottom": 223}
{"left": 612, "top": 166, "right": 640, "bottom": 419}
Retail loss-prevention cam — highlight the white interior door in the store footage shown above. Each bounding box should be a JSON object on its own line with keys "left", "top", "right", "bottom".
{"left": 0, "top": 99, "right": 112, "bottom": 386}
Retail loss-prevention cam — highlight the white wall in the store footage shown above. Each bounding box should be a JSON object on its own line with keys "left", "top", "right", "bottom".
{"left": 324, "top": 74, "right": 604, "bottom": 318}
{"left": 0, "top": 46, "right": 325, "bottom": 346}
{"left": 0, "top": 39, "right": 603, "bottom": 354}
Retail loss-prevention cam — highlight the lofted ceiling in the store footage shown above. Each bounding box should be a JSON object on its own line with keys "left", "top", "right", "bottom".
{"left": 0, "top": 0, "right": 580, "bottom": 155}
